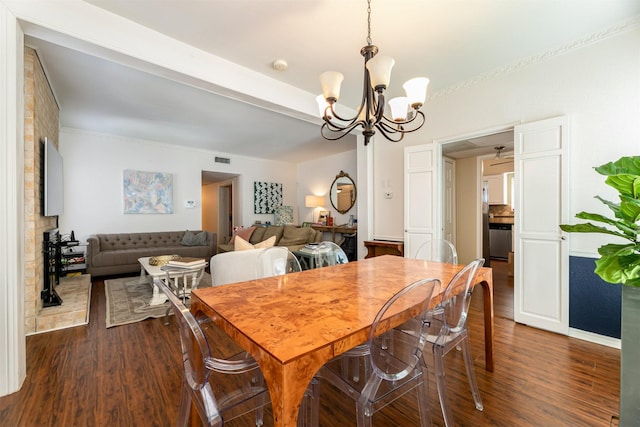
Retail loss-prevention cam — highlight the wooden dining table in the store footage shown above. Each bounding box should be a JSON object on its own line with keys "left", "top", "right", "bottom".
{"left": 190, "top": 255, "right": 494, "bottom": 427}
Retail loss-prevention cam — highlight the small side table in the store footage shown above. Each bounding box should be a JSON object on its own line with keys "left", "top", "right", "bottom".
{"left": 364, "top": 240, "right": 404, "bottom": 258}
{"left": 292, "top": 249, "right": 317, "bottom": 270}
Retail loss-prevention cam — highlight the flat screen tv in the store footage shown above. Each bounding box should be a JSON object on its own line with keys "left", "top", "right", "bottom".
{"left": 43, "top": 137, "right": 64, "bottom": 216}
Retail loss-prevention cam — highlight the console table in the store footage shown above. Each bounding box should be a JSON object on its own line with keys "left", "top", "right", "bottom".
{"left": 311, "top": 225, "right": 357, "bottom": 243}
{"left": 364, "top": 240, "right": 404, "bottom": 258}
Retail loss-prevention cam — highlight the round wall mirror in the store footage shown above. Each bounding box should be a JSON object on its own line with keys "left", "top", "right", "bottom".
{"left": 330, "top": 171, "right": 357, "bottom": 214}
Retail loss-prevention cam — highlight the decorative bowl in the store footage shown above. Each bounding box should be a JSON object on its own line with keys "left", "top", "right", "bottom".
{"left": 149, "top": 254, "right": 180, "bottom": 266}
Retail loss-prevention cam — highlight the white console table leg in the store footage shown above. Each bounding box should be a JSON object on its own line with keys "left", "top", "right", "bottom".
{"left": 149, "top": 280, "right": 168, "bottom": 306}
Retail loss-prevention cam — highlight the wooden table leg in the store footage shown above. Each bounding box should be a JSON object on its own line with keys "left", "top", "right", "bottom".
{"left": 479, "top": 279, "right": 495, "bottom": 372}
{"left": 258, "top": 355, "right": 324, "bottom": 427}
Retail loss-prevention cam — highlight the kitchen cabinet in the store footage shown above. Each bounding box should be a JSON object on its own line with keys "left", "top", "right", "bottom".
{"left": 484, "top": 174, "right": 506, "bottom": 205}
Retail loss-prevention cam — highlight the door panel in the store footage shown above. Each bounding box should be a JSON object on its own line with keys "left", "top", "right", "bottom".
{"left": 404, "top": 144, "right": 439, "bottom": 258}
{"left": 521, "top": 239, "right": 562, "bottom": 318}
{"left": 514, "top": 116, "right": 569, "bottom": 334}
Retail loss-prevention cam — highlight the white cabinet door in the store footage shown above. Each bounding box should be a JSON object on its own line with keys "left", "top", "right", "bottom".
{"left": 404, "top": 144, "right": 439, "bottom": 258}
{"left": 514, "top": 116, "right": 569, "bottom": 335}
{"left": 485, "top": 174, "right": 505, "bottom": 204}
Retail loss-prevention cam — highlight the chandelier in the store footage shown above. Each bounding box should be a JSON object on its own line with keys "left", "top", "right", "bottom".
{"left": 317, "top": 0, "right": 429, "bottom": 146}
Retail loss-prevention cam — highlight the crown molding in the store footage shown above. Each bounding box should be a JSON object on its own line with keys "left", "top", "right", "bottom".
{"left": 430, "top": 15, "right": 640, "bottom": 100}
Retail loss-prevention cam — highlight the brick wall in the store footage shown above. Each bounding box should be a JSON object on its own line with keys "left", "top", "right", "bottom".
{"left": 24, "top": 47, "right": 59, "bottom": 333}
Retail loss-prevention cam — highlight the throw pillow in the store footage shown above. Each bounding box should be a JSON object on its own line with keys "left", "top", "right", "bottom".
{"left": 229, "top": 226, "right": 256, "bottom": 245}
{"left": 262, "top": 226, "right": 284, "bottom": 244}
{"left": 181, "top": 230, "right": 196, "bottom": 246}
{"left": 181, "top": 230, "right": 208, "bottom": 246}
{"left": 234, "top": 235, "right": 276, "bottom": 251}
{"left": 193, "top": 231, "right": 208, "bottom": 246}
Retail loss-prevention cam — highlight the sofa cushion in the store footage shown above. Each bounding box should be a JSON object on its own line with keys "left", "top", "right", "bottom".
{"left": 234, "top": 235, "right": 276, "bottom": 251}
{"left": 181, "top": 230, "right": 208, "bottom": 246}
{"left": 249, "top": 227, "right": 267, "bottom": 244}
{"left": 278, "top": 226, "right": 314, "bottom": 246}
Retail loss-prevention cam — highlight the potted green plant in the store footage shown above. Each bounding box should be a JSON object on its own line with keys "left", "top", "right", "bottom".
{"left": 559, "top": 156, "right": 640, "bottom": 425}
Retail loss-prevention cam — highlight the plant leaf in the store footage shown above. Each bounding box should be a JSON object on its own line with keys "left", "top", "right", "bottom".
{"left": 594, "top": 253, "right": 640, "bottom": 286}
{"left": 597, "top": 243, "right": 638, "bottom": 257}
{"left": 596, "top": 156, "right": 640, "bottom": 177}
{"left": 560, "top": 221, "right": 632, "bottom": 241}
{"left": 596, "top": 157, "right": 640, "bottom": 196}
{"left": 619, "top": 194, "right": 640, "bottom": 223}
{"left": 594, "top": 196, "right": 624, "bottom": 219}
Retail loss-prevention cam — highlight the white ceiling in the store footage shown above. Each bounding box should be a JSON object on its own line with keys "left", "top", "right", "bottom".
{"left": 22, "top": 0, "right": 640, "bottom": 163}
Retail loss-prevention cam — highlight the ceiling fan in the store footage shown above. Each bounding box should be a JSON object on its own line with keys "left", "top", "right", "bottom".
{"left": 490, "top": 146, "right": 514, "bottom": 166}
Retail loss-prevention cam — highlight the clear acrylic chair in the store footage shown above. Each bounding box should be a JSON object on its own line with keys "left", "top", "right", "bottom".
{"left": 156, "top": 278, "right": 269, "bottom": 427}
{"left": 314, "top": 241, "right": 349, "bottom": 268}
{"left": 426, "top": 258, "right": 485, "bottom": 426}
{"left": 414, "top": 239, "right": 458, "bottom": 264}
{"left": 317, "top": 278, "right": 441, "bottom": 427}
{"left": 161, "top": 262, "right": 207, "bottom": 326}
{"left": 256, "top": 246, "right": 302, "bottom": 278}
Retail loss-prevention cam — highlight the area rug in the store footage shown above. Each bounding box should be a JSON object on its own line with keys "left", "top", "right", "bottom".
{"left": 104, "top": 273, "right": 211, "bottom": 328}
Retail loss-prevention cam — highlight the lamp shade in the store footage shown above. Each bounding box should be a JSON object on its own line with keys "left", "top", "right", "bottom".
{"left": 388, "top": 97, "right": 409, "bottom": 121}
{"left": 320, "top": 71, "right": 344, "bottom": 102}
{"left": 403, "top": 77, "right": 429, "bottom": 108}
{"left": 305, "top": 195, "right": 325, "bottom": 208}
{"left": 366, "top": 55, "right": 395, "bottom": 89}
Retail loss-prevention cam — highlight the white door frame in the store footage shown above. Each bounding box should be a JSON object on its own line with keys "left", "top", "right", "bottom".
{"left": 442, "top": 156, "right": 456, "bottom": 246}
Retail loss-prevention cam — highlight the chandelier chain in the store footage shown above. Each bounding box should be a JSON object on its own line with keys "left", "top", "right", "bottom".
{"left": 366, "top": 0, "right": 372, "bottom": 46}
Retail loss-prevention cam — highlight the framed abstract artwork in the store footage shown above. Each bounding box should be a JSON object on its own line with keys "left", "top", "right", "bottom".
{"left": 254, "top": 181, "right": 282, "bottom": 214}
{"left": 123, "top": 169, "right": 173, "bottom": 214}
{"left": 274, "top": 205, "right": 293, "bottom": 225}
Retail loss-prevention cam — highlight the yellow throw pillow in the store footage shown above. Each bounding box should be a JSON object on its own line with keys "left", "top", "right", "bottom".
{"left": 234, "top": 235, "right": 276, "bottom": 251}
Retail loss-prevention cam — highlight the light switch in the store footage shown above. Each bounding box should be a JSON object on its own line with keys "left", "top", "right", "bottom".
{"left": 184, "top": 200, "right": 196, "bottom": 208}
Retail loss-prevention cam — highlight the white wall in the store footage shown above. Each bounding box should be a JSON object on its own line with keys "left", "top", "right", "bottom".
{"left": 59, "top": 128, "right": 299, "bottom": 243}
{"left": 296, "top": 150, "right": 358, "bottom": 226}
{"left": 372, "top": 26, "right": 640, "bottom": 255}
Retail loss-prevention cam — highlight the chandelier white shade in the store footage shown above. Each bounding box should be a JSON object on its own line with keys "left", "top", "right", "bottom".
{"left": 318, "top": 0, "right": 429, "bottom": 146}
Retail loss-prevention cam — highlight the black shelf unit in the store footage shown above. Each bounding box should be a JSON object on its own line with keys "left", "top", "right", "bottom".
{"left": 42, "top": 229, "right": 85, "bottom": 307}
{"left": 60, "top": 243, "right": 87, "bottom": 274}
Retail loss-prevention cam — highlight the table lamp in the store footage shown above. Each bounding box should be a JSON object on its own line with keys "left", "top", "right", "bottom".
{"left": 305, "top": 195, "right": 325, "bottom": 223}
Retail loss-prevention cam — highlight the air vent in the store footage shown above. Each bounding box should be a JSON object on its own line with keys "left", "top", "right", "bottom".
{"left": 214, "top": 156, "right": 230, "bottom": 164}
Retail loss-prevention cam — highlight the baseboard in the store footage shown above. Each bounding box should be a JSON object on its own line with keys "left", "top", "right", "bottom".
{"left": 569, "top": 327, "right": 621, "bottom": 349}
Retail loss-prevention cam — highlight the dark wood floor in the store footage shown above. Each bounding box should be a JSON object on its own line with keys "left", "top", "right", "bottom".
{"left": 0, "top": 260, "right": 620, "bottom": 426}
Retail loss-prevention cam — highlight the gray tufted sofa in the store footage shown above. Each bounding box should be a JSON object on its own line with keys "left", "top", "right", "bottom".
{"left": 86, "top": 230, "right": 216, "bottom": 277}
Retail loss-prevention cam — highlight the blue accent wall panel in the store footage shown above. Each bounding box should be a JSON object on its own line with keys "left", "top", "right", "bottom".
{"left": 569, "top": 256, "right": 621, "bottom": 338}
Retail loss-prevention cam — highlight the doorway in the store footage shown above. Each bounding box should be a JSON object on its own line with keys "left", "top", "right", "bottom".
{"left": 438, "top": 126, "right": 516, "bottom": 319}
{"left": 201, "top": 171, "right": 239, "bottom": 246}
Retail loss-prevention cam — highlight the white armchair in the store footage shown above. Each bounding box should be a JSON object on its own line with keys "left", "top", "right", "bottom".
{"left": 209, "top": 248, "right": 266, "bottom": 286}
